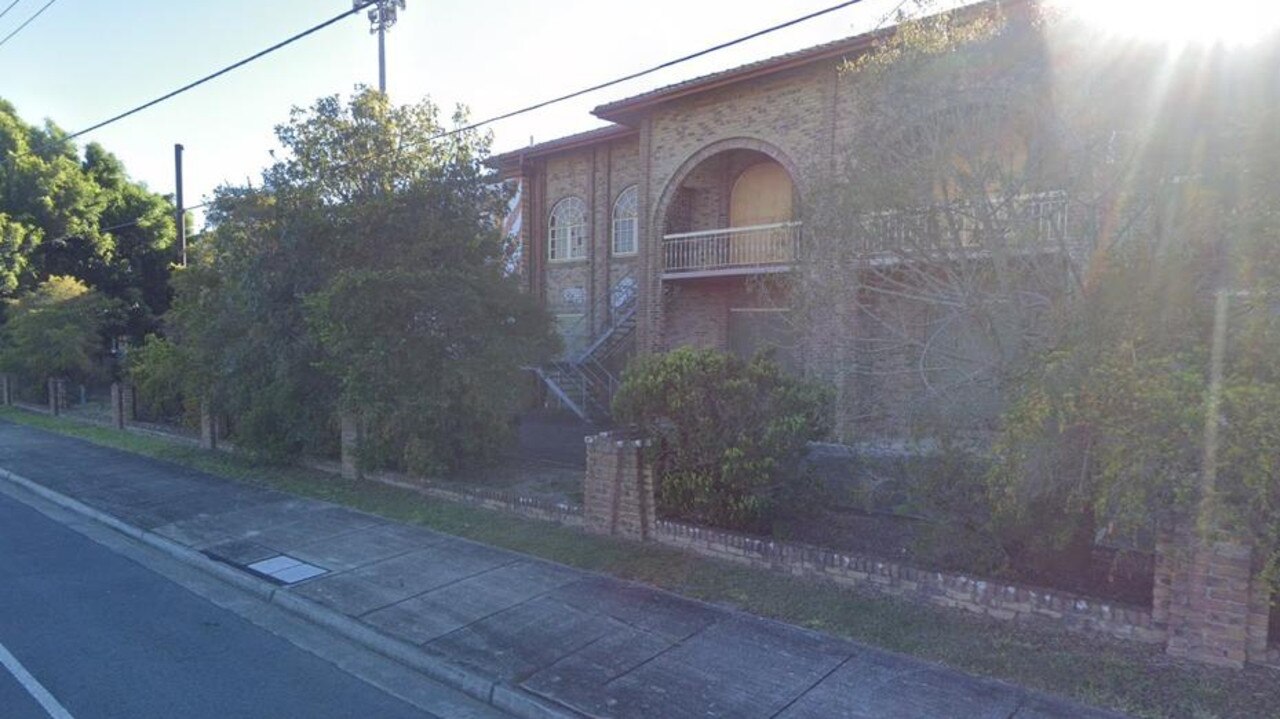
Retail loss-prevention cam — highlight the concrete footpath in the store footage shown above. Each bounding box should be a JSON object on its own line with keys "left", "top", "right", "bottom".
{"left": 0, "top": 420, "right": 1125, "bottom": 719}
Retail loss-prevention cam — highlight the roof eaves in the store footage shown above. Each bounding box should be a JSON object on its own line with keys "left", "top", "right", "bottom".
{"left": 488, "top": 124, "right": 637, "bottom": 175}
{"left": 591, "top": 31, "right": 886, "bottom": 122}
{"left": 591, "top": 0, "right": 1016, "bottom": 121}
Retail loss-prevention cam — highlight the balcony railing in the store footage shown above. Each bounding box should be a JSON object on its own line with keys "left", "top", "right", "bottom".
{"left": 856, "top": 191, "right": 1074, "bottom": 254}
{"left": 663, "top": 221, "right": 801, "bottom": 276}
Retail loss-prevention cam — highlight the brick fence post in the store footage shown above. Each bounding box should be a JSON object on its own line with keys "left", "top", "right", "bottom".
{"left": 340, "top": 411, "right": 361, "bottom": 481}
{"left": 0, "top": 374, "right": 11, "bottom": 406}
{"left": 1152, "top": 523, "right": 1271, "bottom": 668}
{"left": 583, "top": 432, "right": 655, "bottom": 541}
{"left": 121, "top": 383, "right": 136, "bottom": 422}
{"left": 199, "top": 401, "right": 218, "bottom": 450}
{"left": 110, "top": 382, "right": 126, "bottom": 429}
{"left": 47, "top": 378, "right": 67, "bottom": 415}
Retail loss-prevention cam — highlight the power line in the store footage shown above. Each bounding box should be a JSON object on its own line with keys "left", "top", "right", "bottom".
{"left": 69, "top": 0, "right": 880, "bottom": 145}
{"left": 68, "top": 2, "right": 379, "bottom": 139}
{"left": 0, "top": 0, "right": 24, "bottom": 24}
{"left": 43, "top": 201, "right": 212, "bottom": 245}
{"left": 0, "top": 0, "right": 57, "bottom": 51}
{"left": 422, "top": 0, "right": 880, "bottom": 144}
{"left": 62, "top": 0, "right": 917, "bottom": 234}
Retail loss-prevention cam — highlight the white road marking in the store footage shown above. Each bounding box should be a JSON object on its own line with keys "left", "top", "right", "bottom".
{"left": 0, "top": 639, "right": 75, "bottom": 719}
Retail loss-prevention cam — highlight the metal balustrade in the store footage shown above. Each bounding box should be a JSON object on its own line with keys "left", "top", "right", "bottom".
{"left": 856, "top": 191, "right": 1074, "bottom": 254}
{"left": 657, "top": 194, "right": 1073, "bottom": 275}
{"left": 662, "top": 221, "right": 801, "bottom": 275}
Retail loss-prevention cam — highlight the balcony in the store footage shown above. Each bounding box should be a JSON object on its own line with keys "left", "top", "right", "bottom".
{"left": 662, "top": 221, "right": 801, "bottom": 279}
{"left": 856, "top": 191, "right": 1075, "bottom": 255}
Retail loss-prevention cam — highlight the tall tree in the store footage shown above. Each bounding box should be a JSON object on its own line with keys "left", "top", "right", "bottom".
{"left": 145, "top": 89, "right": 557, "bottom": 470}
{"left": 0, "top": 99, "right": 178, "bottom": 338}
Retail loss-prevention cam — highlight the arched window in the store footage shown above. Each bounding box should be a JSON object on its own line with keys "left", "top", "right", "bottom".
{"left": 611, "top": 185, "right": 638, "bottom": 256}
{"left": 548, "top": 197, "right": 587, "bottom": 261}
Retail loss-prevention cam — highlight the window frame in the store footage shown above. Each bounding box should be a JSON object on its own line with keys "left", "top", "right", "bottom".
{"left": 611, "top": 185, "right": 639, "bottom": 256}
{"left": 548, "top": 196, "right": 588, "bottom": 262}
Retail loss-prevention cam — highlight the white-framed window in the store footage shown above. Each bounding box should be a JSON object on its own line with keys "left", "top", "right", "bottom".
{"left": 548, "top": 197, "right": 587, "bottom": 261}
{"left": 611, "top": 185, "right": 638, "bottom": 256}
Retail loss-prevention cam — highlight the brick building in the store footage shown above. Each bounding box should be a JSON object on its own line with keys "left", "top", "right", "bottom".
{"left": 490, "top": 1, "right": 1126, "bottom": 432}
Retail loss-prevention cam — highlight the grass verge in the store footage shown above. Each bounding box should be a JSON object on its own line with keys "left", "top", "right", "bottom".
{"left": 1, "top": 406, "right": 1276, "bottom": 719}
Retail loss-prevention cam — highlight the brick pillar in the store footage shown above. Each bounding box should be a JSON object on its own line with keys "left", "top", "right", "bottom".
{"left": 1153, "top": 524, "right": 1271, "bottom": 668}
{"left": 340, "top": 411, "right": 361, "bottom": 481}
{"left": 199, "top": 401, "right": 218, "bottom": 450}
{"left": 583, "top": 432, "right": 655, "bottom": 541}
{"left": 0, "top": 374, "right": 11, "bottom": 406}
{"left": 47, "top": 378, "right": 67, "bottom": 415}
{"left": 121, "top": 383, "right": 136, "bottom": 422}
{"left": 110, "top": 382, "right": 127, "bottom": 429}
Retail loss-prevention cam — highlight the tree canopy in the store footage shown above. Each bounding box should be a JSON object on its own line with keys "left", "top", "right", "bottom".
{"left": 0, "top": 275, "right": 120, "bottom": 385}
{"left": 0, "top": 98, "right": 178, "bottom": 339}
{"left": 138, "top": 89, "right": 557, "bottom": 470}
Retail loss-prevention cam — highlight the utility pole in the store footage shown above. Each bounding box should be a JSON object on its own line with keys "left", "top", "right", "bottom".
{"left": 174, "top": 143, "right": 186, "bottom": 266}
{"left": 358, "top": 0, "right": 405, "bottom": 94}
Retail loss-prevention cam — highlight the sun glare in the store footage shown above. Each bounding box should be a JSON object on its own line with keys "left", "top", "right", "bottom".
{"left": 1063, "top": 0, "right": 1280, "bottom": 45}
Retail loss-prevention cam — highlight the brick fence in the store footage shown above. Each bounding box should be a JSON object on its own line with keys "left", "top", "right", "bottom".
{"left": 583, "top": 432, "right": 654, "bottom": 541}
{"left": 47, "top": 378, "right": 67, "bottom": 415}
{"left": 21, "top": 397, "right": 1273, "bottom": 670}
{"left": 580, "top": 431, "right": 1277, "bottom": 668}
{"left": 652, "top": 518, "right": 1163, "bottom": 643}
{"left": 1153, "top": 526, "right": 1273, "bottom": 668}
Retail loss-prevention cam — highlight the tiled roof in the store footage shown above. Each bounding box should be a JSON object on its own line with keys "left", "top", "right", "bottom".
{"left": 593, "top": 0, "right": 1013, "bottom": 120}
{"left": 491, "top": 0, "right": 1013, "bottom": 167}
{"left": 488, "top": 124, "right": 636, "bottom": 173}
{"left": 592, "top": 31, "right": 888, "bottom": 120}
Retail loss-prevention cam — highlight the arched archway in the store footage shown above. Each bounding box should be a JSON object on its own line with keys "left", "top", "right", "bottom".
{"left": 652, "top": 137, "right": 803, "bottom": 239}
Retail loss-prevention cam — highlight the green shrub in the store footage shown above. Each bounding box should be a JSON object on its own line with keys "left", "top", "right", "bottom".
{"left": 612, "top": 348, "right": 831, "bottom": 533}
{"left": 0, "top": 276, "right": 119, "bottom": 386}
{"left": 125, "top": 334, "right": 193, "bottom": 425}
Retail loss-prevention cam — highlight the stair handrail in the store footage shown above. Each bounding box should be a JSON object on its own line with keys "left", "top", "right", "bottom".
{"left": 573, "top": 300, "right": 636, "bottom": 365}
{"left": 529, "top": 366, "right": 589, "bottom": 421}
{"left": 558, "top": 267, "right": 639, "bottom": 363}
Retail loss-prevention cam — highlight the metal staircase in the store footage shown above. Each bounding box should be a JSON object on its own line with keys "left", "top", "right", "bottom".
{"left": 532, "top": 272, "right": 638, "bottom": 422}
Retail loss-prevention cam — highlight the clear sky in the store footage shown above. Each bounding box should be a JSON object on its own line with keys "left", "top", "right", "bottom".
{"left": 0, "top": 0, "right": 909, "bottom": 228}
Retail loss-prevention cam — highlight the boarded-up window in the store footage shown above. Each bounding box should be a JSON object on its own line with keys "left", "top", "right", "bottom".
{"left": 729, "top": 162, "right": 794, "bottom": 228}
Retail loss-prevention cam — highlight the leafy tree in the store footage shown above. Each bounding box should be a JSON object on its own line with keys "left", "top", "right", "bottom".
{"left": 794, "top": 0, "right": 1280, "bottom": 583}
{"left": 976, "top": 12, "right": 1280, "bottom": 574}
{"left": 612, "top": 348, "right": 831, "bottom": 533}
{"left": 145, "top": 89, "right": 557, "bottom": 469}
{"left": 0, "top": 98, "right": 178, "bottom": 339}
{"left": 0, "top": 276, "right": 120, "bottom": 385}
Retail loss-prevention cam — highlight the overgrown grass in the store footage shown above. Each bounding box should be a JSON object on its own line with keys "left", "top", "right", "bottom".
{"left": 2, "top": 406, "right": 1276, "bottom": 719}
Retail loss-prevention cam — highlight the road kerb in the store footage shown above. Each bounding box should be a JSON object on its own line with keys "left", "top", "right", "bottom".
{"left": 0, "top": 465, "right": 581, "bottom": 719}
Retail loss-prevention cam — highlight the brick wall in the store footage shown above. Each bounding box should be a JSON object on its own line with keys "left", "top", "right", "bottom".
{"left": 604, "top": 139, "right": 642, "bottom": 332}
{"left": 574, "top": 430, "right": 1168, "bottom": 647}
{"left": 583, "top": 432, "right": 654, "bottom": 541}
{"left": 632, "top": 64, "right": 832, "bottom": 356}
{"left": 544, "top": 147, "right": 594, "bottom": 321}
{"left": 536, "top": 139, "right": 643, "bottom": 348}
{"left": 652, "top": 519, "right": 1163, "bottom": 645}
{"left": 662, "top": 276, "right": 788, "bottom": 352}
{"left": 573, "top": 433, "right": 1280, "bottom": 663}
{"left": 1152, "top": 526, "right": 1273, "bottom": 668}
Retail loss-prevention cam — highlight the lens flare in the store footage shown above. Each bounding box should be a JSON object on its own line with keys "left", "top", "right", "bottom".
{"left": 1060, "top": 0, "right": 1280, "bottom": 46}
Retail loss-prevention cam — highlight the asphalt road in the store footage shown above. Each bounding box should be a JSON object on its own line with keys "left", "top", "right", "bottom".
{"left": 0, "top": 488, "right": 489, "bottom": 719}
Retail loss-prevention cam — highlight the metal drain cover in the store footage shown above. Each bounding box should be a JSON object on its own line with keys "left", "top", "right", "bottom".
{"left": 246, "top": 555, "right": 327, "bottom": 584}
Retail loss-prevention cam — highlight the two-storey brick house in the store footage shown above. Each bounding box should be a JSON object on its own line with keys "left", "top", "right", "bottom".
{"left": 491, "top": 0, "right": 1100, "bottom": 433}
